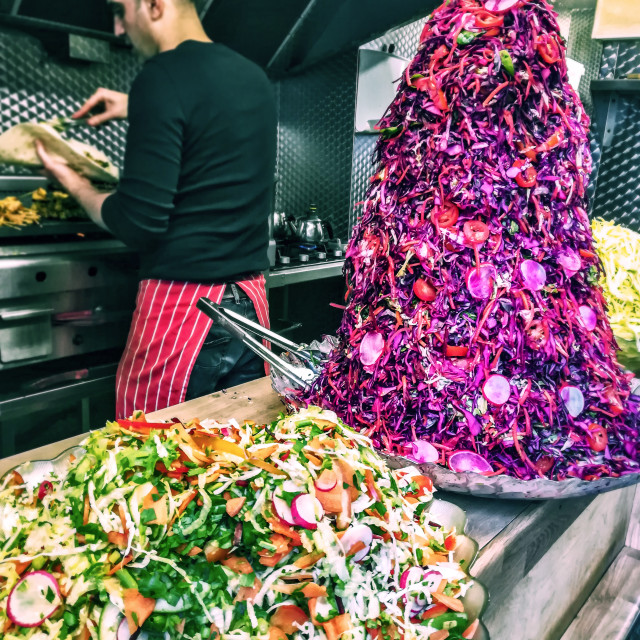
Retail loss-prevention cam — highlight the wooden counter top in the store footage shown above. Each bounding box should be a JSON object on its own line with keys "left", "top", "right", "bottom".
{"left": 1, "top": 377, "right": 637, "bottom": 639}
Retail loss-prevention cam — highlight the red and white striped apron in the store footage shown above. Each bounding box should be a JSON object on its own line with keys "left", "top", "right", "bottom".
{"left": 115, "top": 273, "right": 269, "bottom": 418}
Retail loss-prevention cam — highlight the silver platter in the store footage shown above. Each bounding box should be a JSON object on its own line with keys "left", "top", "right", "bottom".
{"left": 1, "top": 446, "right": 489, "bottom": 640}
{"left": 382, "top": 454, "right": 640, "bottom": 500}
{"left": 271, "top": 340, "right": 640, "bottom": 500}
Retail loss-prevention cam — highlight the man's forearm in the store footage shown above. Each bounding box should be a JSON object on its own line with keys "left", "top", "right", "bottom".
{"left": 70, "top": 181, "right": 113, "bottom": 230}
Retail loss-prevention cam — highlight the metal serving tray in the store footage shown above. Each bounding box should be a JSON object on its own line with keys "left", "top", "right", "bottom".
{"left": 270, "top": 338, "right": 640, "bottom": 500}
{"left": 2, "top": 445, "right": 490, "bottom": 640}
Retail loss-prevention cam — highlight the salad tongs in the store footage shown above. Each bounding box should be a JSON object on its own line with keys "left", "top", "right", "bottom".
{"left": 196, "top": 297, "right": 318, "bottom": 389}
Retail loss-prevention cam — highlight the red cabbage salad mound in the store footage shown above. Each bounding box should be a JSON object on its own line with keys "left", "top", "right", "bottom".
{"left": 301, "top": 0, "right": 640, "bottom": 481}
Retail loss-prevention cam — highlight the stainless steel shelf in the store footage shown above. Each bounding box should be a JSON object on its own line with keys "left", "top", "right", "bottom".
{"left": 266, "top": 260, "right": 344, "bottom": 288}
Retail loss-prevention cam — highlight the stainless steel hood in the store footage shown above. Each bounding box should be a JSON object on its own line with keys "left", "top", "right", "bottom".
{"left": 0, "top": 0, "right": 599, "bottom": 72}
{"left": 0, "top": 0, "right": 439, "bottom": 71}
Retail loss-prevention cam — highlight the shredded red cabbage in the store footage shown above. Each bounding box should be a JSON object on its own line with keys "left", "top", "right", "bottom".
{"left": 301, "top": 0, "right": 640, "bottom": 480}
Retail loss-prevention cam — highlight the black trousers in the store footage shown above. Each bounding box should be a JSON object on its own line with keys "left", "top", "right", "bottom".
{"left": 185, "top": 287, "right": 265, "bottom": 400}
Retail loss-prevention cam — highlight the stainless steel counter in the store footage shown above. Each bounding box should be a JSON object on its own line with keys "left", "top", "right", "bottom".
{"left": 266, "top": 259, "right": 344, "bottom": 288}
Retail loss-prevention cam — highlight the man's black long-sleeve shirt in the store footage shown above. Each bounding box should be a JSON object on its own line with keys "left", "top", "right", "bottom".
{"left": 102, "top": 41, "right": 277, "bottom": 283}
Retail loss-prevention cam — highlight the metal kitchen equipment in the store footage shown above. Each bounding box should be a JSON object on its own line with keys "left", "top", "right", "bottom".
{"left": 196, "top": 297, "right": 319, "bottom": 389}
{"left": 294, "top": 204, "right": 334, "bottom": 246}
{"left": 0, "top": 176, "right": 139, "bottom": 456}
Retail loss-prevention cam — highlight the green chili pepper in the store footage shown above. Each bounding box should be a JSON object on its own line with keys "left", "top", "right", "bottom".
{"left": 500, "top": 50, "right": 515, "bottom": 76}
{"left": 457, "top": 30, "right": 482, "bottom": 45}
{"left": 116, "top": 568, "right": 138, "bottom": 590}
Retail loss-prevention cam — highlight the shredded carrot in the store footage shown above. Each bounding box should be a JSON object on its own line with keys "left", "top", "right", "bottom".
{"left": 248, "top": 458, "right": 287, "bottom": 476}
{"left": 107, "top": 554, "right": 133, "bottom": 576}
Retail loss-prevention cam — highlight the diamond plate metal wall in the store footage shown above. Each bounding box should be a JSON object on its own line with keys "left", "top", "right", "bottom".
{"left": 273, "top": 51, "right": 358, "bottom": 243}
{"left": 591, "top": 38, "right": 640, "bottom": 232}
{"left": 0, "top": 27, "right": 140, "bottom": 175}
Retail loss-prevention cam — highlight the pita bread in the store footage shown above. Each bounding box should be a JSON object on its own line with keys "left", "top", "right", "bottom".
{"left": 0, "top": 122, "right": 119, "bottom": 184}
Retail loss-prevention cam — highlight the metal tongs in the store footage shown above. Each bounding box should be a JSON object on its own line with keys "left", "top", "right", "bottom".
{"left": 196, "top": 297, "right": 319, "bottom": 389}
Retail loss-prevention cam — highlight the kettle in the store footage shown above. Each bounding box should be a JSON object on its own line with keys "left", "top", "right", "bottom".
{"left": 272, "top": 211, "right": 296, "bottom": 240}
{"left": 295, "top": 204, "right": 334, "bottom": 245}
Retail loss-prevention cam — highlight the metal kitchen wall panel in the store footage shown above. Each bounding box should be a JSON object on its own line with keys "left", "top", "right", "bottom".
{"left": 592, "top": 40, "right": 640, "bottom": 231}
{"left": 0, "top": 27, "right": 139, "bottom": 174}
{"left": 273, "top": 51, "right": 358, "bottom": 243}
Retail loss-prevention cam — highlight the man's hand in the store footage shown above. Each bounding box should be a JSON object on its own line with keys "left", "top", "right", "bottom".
{"left": 35, "top": 140, "right": 113, "bottom": 230}
{"left": 73, "top": 88, "right": 129, "bottom": 126}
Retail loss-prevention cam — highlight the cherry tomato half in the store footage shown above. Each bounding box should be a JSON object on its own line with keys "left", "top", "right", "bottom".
{"left": 475, "top": 10, "right": 504, "bottom": 28}
{"left": 445, "top": 344, "right": 469, "bottom": 357}
{"left": 413, "top": 279, "right": 437, "bottom": 302}
{"left": 536, "top": 34, "right": 561, "bottom": 64}
{"left": 525, "top": 319, "right": 549, "bottom": 350}
{"left": 586, "top": 423, "right": 608, "bottom": 452}
{"left": 535, "top": 455, "right": 555, "bottom": 474}
{"left": 513, "top": 159, "right": 538, "bottom": 188}
{"left": 431, "top": 202, "right": 459, "bottom": 228}
{"left": 463, "top": 220, "right": 490, "bottom": 245}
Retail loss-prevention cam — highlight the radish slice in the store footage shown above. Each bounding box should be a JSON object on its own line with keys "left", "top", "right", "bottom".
{"left": 360, "top": 331, "right": 385, "bottom": 366}
{"left": 579, "top": 305, "right": 597, "bottom": 331}
{"left": 422, "top": 570, "right": 444, "bottom": 591}
{"left": 291, "top": 493, "right": 321, "bottom": 530}
{"left": 449, "top": 451, "right": 493, "bottom": 474}
{"left": 407, "top": 440, "right": 439, "bottom": 464}
{"left": 466, "top": 264, "right": 496, "bottom": 299}
{"left": 7, "top": 571, "right": 61, "bottom": 628}
{"left": 560, "top": 385, "right": 584, "bottom": 417}
{"left": 272, "top": 496, "right": 296, "bottom": 527}
{"left": 520, "top": 259, "right": 546, "bottom": 291}
{"left": 339, "top": 524, "right": 373, "bottom": 562}
{"left": 482, "top": 374, "right": 511, "bottom": 405}
{"left": 315, "top": 469, "right": 338, "bottom": 492}
{"left": 484, "top": 0, "right": 521, "bottom": 12}
{"left": 118, "top": 617, "right": 132, "bottom": 640}
{"left": 558, "top": 250, "right": 582, "bottom": 276}
{"left": 400, "top": 566, "right": 424, "bottom": 589}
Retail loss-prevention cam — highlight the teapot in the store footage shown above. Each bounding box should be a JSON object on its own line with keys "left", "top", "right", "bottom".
{"left": 295, "top": 204, "right": 334, "bottom": 245}
{"left": 272, "top": 211, "right": 297, "bottom": 240}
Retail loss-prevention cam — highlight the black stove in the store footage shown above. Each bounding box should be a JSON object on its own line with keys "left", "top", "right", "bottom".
{"left": 273, "top": 239, "right": 345, "bottom": 270}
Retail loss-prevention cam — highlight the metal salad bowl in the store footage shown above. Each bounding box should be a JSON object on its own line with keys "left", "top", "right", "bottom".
{"left": 2, "top": 443, "right": 489, "bottom": 639}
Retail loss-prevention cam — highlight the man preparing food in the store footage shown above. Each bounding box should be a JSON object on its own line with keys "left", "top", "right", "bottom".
{"left": 36, "top": 0, "right": 277, "bottom": 417}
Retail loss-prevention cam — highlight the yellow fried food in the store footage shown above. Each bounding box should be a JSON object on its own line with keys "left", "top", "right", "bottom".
{"left": 0, "top": 196, "right": 39, "bottom": 228}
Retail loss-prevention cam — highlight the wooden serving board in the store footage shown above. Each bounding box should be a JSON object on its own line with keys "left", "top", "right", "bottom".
{"left": 0, "top": 376, "right": 637, "bottom": 639}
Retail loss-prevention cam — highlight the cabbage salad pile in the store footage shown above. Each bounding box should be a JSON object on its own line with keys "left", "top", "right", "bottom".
{"left": 302, "top": 0, "right": 640, "bottom": 480}
{"left": 591, "top": 218, "right": 640, "bottom": 373}
{"left": 0, "top": 408, "right": 478, "bottom": 640}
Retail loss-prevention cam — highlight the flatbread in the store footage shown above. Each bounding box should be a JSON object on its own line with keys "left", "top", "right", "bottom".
{"left": 0, "top": 122, "right": 119, "bottom": 184}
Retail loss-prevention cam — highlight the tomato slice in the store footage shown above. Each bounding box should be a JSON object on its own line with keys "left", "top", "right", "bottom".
{"left": 535, "top": 455, "right": 554, "bottom": 474}
{"left": 445, "top": 344, "right": 469, "bottom": 357}
{"left": 515, "top": 163, "right": 537, "bottom": 188}
{"left": 536, "top": 35, "right": 561, "bottom": 64}
{"left": 586, "top": 424, "right": 608, "bottom": 452}
{"left": 431, "top": 202, "right": 459, "bottom": 228}
{"left": 413, "top": 279, "right": 437, "bottom": 302}
{"left": 463, "top": 220, "right": 490, "bottom": 245}
{"left": 475, "top": 10, "right": 504, "bottom": 28}
{"left": 525, "top": 320, "right": 549, "bottom": 350}
{"left": 421, "top": 603, "right": 448, "bottom": 620}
